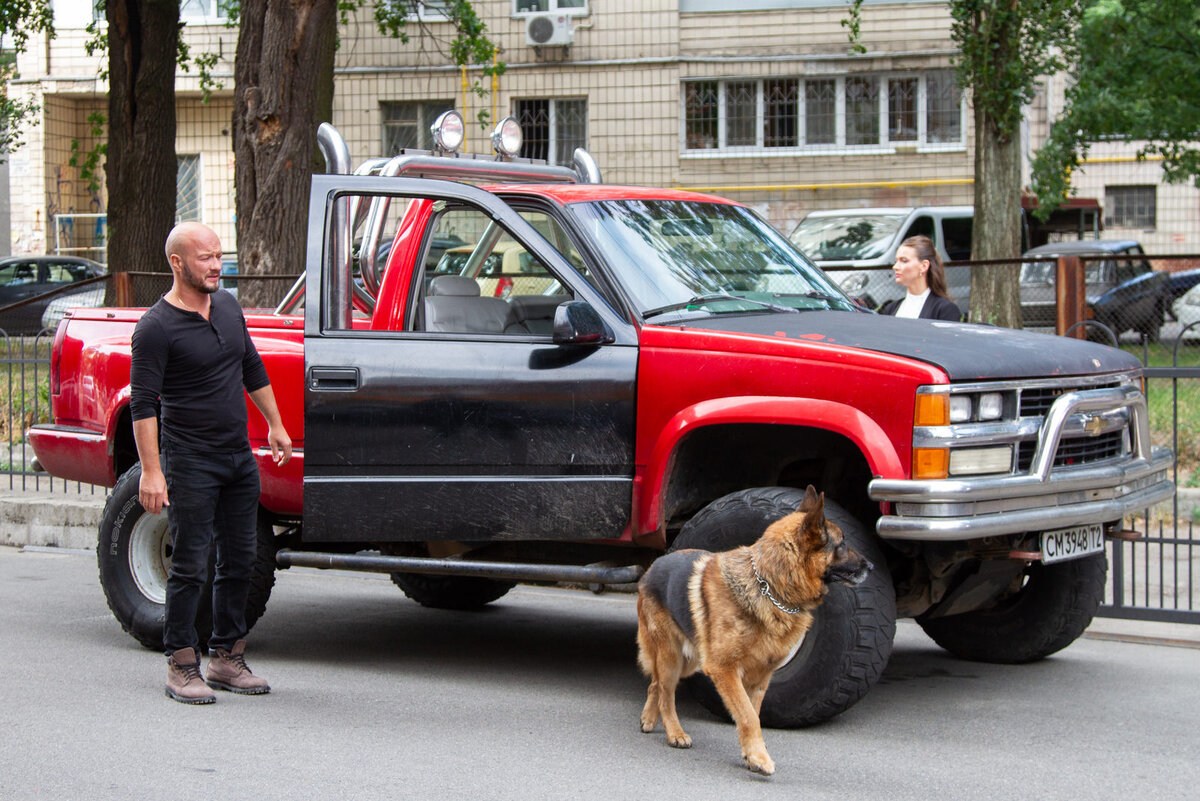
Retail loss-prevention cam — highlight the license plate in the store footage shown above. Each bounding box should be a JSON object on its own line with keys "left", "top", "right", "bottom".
{"left": 1040, "top": 524, "right": 1105, "bottom": 564}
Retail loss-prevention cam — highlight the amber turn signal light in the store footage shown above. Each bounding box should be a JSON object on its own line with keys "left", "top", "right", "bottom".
{"left": 912, "top": 447, "right": 950, "bottom": 480}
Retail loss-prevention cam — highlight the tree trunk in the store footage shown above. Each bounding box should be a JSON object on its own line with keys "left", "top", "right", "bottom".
{"left": 233, "top": 0, "right": 337, "bottom": 309}
{"left": 965, "top": 6, "right": 1025, "bottom": 330}
{"left": 104, "top": 0, "right": 178, "bottom": 307}
{"left": 967, "top": 106, "right": 1024, "bottom": 328}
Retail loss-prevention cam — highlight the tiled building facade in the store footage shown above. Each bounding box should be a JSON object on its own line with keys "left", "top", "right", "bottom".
{"left": 6, "top": 0, "right": 1197, "bottom": 262}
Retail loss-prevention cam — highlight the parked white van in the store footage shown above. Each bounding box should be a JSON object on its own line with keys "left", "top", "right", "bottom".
{"left": 790, "top": 200, "right": 1103, "bottom": 319}
{"left": 789, "top": 206, "right": 974, "bottom": 316}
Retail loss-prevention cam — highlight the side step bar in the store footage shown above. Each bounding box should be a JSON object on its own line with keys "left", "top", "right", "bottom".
{"left": 276, "top": 549, "right": 645, "bottom": 586}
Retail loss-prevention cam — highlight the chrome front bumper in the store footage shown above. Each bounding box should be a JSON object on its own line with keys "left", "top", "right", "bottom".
{"left": 869, "top": 383, "right": 1176, "bottom": 541}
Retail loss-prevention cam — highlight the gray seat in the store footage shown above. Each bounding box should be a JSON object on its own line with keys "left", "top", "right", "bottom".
{"left": 504, "top": 295, "right": 563, "bottom": 336}
{"left": 424, "top": 275, "right": 512, "bottom": 334}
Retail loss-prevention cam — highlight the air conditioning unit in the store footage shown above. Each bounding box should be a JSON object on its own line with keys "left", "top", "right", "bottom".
{"left": 525, "top": 14, "right": 574, "bottom": 48}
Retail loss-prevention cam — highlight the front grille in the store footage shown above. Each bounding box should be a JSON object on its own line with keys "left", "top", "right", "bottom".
{"left": 1017, "top": 430, "right": 1126, "bottom": 471}
{"left": 1018, "top": 380, "right": 1121, "bottom": 417}
{"left": 1016, "top": 379, "right": 1128, "bottom": 471}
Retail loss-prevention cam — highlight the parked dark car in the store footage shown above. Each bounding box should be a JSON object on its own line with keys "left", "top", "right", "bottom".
{"left": 0, "top": 255, "right": 105, "bottom": 335}
{"left": 1019, "top": 240, "right": 1170, "bottom": 340}
{"left": 1166, "top": 266, "right": 1200, "bottom": 303}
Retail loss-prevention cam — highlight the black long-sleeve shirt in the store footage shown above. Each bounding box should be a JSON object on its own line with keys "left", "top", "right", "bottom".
{"left": 130, "top": 291, "right": 271, "bottom": 453}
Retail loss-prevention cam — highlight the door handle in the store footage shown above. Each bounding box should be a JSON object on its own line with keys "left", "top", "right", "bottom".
{"left": 309, "top": 367, "right": 360, "bottom": 391}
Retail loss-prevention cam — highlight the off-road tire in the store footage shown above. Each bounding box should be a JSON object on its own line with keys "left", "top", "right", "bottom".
{"left": 97, "top": 463, "right": 277, "bottom": 651}
{"left": 390, "top": 545, "right": 515, "bottom": 610}
{"left": 670, "top": 486, "right": 895, "bottom": 728}
{"left": 916, "top": 552, "right": 1107, "bottom": 663}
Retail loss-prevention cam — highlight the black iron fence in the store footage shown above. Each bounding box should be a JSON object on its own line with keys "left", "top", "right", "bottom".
{"left": 1, "top": 267, "right": 1196, "bottom": 623}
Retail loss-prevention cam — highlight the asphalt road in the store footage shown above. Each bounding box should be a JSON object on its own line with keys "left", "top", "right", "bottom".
{"left": 3, "top": 545, "right": 1198, "bottom": 801}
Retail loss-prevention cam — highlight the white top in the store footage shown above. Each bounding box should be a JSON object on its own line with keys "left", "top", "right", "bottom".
{"left": 895, "top": 288, "right": 930, "bottom": 319}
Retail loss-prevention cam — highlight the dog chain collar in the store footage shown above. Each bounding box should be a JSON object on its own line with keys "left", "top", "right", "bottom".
{"left": 749, "top": 550, "right": 804, "bottom": 615}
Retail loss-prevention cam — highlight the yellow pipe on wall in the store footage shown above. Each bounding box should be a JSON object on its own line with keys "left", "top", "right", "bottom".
{"left": 677, "top": 178, "right": 974, "bottom": 193}
{"left": 461, "top": 65, "right": 469, "bottom": 147}
{"left": 492, "top": 47, "right": 499, "bottom": 124}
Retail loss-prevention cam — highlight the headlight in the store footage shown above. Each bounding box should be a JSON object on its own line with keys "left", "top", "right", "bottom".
{"left": 949, "top": 446, "right": 1013, "bottom": 476}
{"left": 839, "top": 273, "right": 868, "bottom": 295}
{"left": 948, "top": 391, "right": 1005, "bottom": 423}
{"left": 491, "top": 116, "right": 523, "bottom": 158}
{"left": 949, "top": 396, "right": 972, "bottom": 423}
{"left": 978, "top": 392, "right": 1003, "bottom": 420}
{"left": 913, "top": 386, "right": 1017, "bottom": 480}
{"left": 431, "top": 110, "right": 465, "bottom": 153}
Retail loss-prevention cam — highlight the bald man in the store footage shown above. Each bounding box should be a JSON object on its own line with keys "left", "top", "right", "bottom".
{"left": 130, "top": 222, "right": 291, "bottom": 704}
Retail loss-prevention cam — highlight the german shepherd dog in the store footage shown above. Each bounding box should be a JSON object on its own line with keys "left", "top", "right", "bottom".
{"left": 636, "top": 486, "right": 871, "bottom": 775}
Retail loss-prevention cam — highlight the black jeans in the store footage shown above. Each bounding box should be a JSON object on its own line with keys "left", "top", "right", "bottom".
{"left": 161, "top": 443, "right": 261, "bottom": 655}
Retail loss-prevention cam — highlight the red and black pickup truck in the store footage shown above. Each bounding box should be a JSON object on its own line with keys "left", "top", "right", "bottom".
{"left": 30, "top": 115, "right": 1174, "bottom": 728}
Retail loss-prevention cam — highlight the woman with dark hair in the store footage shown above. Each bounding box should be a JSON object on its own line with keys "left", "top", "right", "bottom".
{"left": 878, "top": 235, "right": 962, "bottom": 321}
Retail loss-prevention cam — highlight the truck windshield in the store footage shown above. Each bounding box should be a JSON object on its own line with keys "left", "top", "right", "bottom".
{"left": 790, "top": 213, "right": 906, "bottom": 261}
{"left": 569, "top": 199, "right": 856, "bottom": 320}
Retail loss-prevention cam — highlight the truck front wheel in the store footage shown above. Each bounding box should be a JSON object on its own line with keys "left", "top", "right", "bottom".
{"left": 97, "top": 463, "right": 277, "bottom": 651}
{"left": 916, "top": 552, "right": 1107, "bottom": 663}
{"left": 670, "top": 487, "right": 896, "bottom": 728}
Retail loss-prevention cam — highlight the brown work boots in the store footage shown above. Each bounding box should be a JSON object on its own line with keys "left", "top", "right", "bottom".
{"left": 205, "top": 639, "right": 271, "bottom": 695}
{"left": 165, "top": 647, "right": 216, "bottom": 705}
{"left": 165, "top": 640, "right": 270, "bottom": 704}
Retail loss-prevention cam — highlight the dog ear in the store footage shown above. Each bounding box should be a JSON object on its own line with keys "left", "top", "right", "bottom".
{"left": 798, "top": 484, "right": 820, "bottom": 512}
{"left": 801, "top": 489, "right": 827, "bottom": 546}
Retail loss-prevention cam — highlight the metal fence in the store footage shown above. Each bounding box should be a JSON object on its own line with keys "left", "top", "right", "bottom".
{"left": 1, "top": 268, "right": 1196, "bottom": 623}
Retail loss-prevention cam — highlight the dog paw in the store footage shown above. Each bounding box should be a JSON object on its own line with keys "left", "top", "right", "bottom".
{"left": 744, "top": 752, "right": 775, "bottom": 776}
{"left": 667, "top": 732, "right": 693, "bottom": 749}
{"left": 640, "top": 718, "right": 657, "bottom": 734}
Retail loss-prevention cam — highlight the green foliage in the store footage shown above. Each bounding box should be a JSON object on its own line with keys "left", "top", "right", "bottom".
{"left": 0, "top": 0, "right": 55, "bottom": 159}
{"left": 949, "top": 0, "right": 1083, "bottom": 141}
{"left": 68, "top": 111, "right": 108, "bottom": 194}
{"left": 840, "top": 0, "right": 866, "bottom": 54}
{"left": 176, "top": 39, "right": 224, "bottom": 99}
{"left": 0, "top": 0, "right": 54, "bottom": 54}
{"left": 1031, "top": 0, "right": 1200, "bottom": 215}
{"left": 372, "top": 0, "right": 503, "bottom": 124}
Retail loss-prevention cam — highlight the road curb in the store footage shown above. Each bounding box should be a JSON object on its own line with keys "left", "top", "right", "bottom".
{"left": 0, "top": 488, "right": 105, "bottom": 551}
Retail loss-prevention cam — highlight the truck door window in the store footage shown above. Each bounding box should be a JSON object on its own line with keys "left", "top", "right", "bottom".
{"left": 420, "top": 206, "right": 573, "bottom": 337}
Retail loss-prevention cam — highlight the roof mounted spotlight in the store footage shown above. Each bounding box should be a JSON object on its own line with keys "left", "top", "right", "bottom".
{"left": 431, "top": 110, "right": 465, "bottom": 154}
{"left": 491, "top": 116, "right": 524, "bottom": 160}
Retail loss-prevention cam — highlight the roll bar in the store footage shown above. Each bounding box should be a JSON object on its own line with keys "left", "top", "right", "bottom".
{"left": 276, "top": 122, "right": 602, "bottom": 317}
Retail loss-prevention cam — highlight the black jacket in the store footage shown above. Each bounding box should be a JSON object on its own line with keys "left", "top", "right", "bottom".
{"left": 879, "top": 294, "right": 962, "bottom": 322}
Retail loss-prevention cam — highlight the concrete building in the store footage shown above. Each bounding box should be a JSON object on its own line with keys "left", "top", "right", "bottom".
{"left": 6, "top": 0, "right": 1197, "bottom": 261}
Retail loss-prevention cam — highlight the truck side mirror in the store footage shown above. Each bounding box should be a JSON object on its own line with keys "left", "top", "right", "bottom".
{"left": 552, "top": 301, "right": 613, "bottom": 345}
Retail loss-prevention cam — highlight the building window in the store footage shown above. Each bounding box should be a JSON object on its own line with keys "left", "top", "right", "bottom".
{"left": 406, "top": 1, "right": 451, "bottom": 20}
{"left": 683, "top": 70, "right": 963, "bottom": 153}
{"left": 926, "top": 70, "right": 962, "bottom": 144}
{"left": 1105, "top": 185, "right": 1157, "bottom": 229}
{"left": 726, "top": 81, "right": 756, "bottom": 148}
{"left": 514, "top": 98, "right": 587, "bottom": 167}
{"left": 381, "top": 100, "right": 454, "bottom": 155}
{"left": 176, "top": 155, "right": 201, "bottom": 223}
{"left": 513, "top": 0, "right": 588, "bottom": 15}
{"left": 844, "top": 76, "right": 879, "bottom": 146}
{"left": 763, "top": 79, "right": 799, "bottom": 148}
{"left": 684, "top": 82, "right": 718, "bottom": 150}
{"left": 888, "top": 77, "right": 919, "bottom": 142}
{"left": 179, "top": 0, "right": 228, "bottom": 21}
{"left": 805, "top": 79, "right": 836, "bottom": 145}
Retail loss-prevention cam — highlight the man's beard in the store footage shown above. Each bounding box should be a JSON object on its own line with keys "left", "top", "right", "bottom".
{"left": 181, "top": 266, "right": 219, "bottom": 295}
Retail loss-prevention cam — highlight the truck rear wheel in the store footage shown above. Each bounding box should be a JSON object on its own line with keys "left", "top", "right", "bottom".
{"left": 389, "top": 544, "right": 515, "bottom": 610}
{"left": 97, "top": 463, "right": 277, "bottom": 651}
{"left": 670, "top": 487, "right": 895, "bottom": 728}
{"left": 916, "top": 552, "right": 1107, "bottom": 663}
